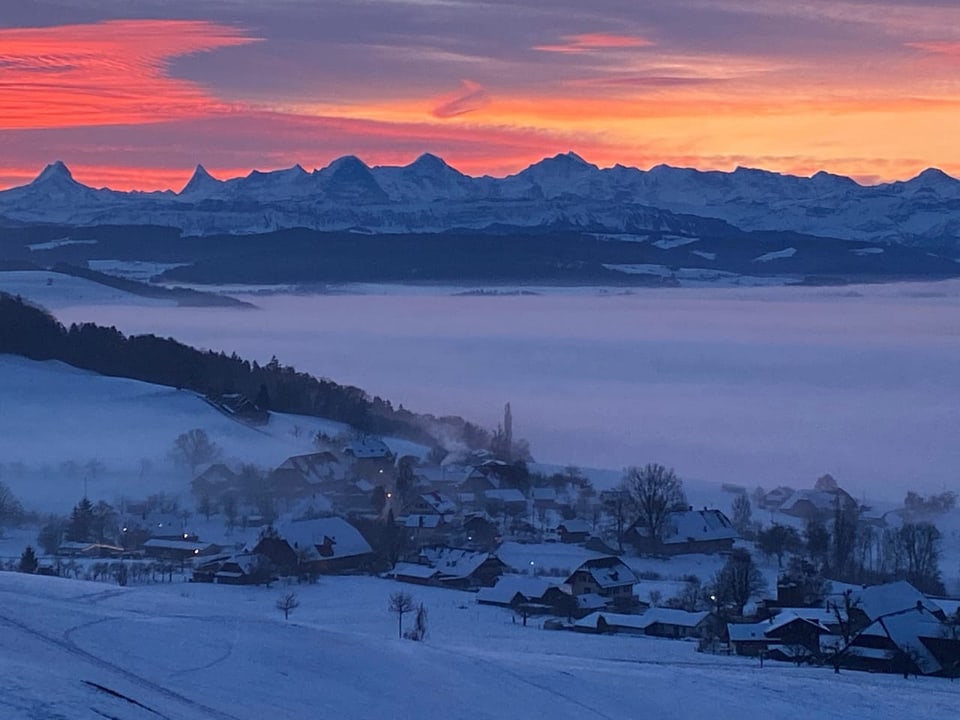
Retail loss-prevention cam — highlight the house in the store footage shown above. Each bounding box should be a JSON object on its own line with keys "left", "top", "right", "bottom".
{"left": 565, "top": 557, "right": 638, "bottom": 611}
{"left": 197, "top": 553, "right": 274, "bottom": 585}
{"left": 532, "top": 487, "right": 558, "bottom": 510}
{"left": 255, "top": 517, "right": 374, "bottom": 575}
{"left": 408, "top": 492, "right": 457, "bottom": 517}
{"left": 477, "top": 576, "right": 556, "bottom": 607}
{"left": 778, "top": 488, "right": 857, "bottom": 521}
{"left": 56, "top": 541, "right": 125, "bottom": 558}
{"left": 629, "top": 508, "right": 737, "bottom": 555}
{"left": 837, "top": 605, "right": 960, "bottom": 676}
{"left": 390, "top": 562, "right": 441, "bottom": 585}
{"left": 462, "top": 512, "right": 501, "bottom": 550}
{"left": 191, "top": 463, "right": 240, "bottom": 506}
{"left": 576, "top": 608, "right": 709, "bottom": 639}
{"left": 728, "top": 611, "right": 833, "bottom": 660}
{"left": 756, "top": 486, "right": 794, "bottom": 511}
{"left": 419, "top": 547, "right": 506, "bottom": 589}
{"left": 143, "top": 538, "right": 220, "bottom": 561}
{"left": 483, "top": 488, "right": 527, "bottom": 513}
{"left": 269, "top": 452, "right": 341, "bottom": 498}
{"left": 209, "top": 393, "right": 269, "bottom": 425}
{"left": 556, "top": 519, "right": 592, "bottom": 544}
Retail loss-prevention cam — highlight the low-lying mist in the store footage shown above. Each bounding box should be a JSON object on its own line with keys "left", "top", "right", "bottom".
{"left": 51, "top": 281, "right": 960, "bottom": 502}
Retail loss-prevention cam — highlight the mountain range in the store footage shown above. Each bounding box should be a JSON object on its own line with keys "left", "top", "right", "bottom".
{"left": 2, "top": 153, "right": 959, "bottom": 253}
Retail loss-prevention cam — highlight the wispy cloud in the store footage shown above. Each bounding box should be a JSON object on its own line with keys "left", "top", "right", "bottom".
{"left": 431, "top": 80, "right": 490, "bottom": 118}
{"left": 534, "top": 32, "right": 654, "bottom": 54}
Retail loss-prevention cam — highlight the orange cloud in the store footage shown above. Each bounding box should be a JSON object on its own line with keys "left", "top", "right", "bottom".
{"left": 0, "top": 20, "right": 257, "bottom": 129}
{"left": 534, "top": 33, "right": 653, "bottom": 54}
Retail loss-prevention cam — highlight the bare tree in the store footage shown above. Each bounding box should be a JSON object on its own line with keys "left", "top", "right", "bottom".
{"left": 757, "top": 524, "right": 803, "bottom": 568}
{"left": 171, "top": 429, "right": 222, "bottom": 476}
{"left": 276, "top": 592, "right": 300, "bottom": 620}
{"left": 731, "top": 493, "right": 752, "bottom": 535}
{"left": 897, "top": 522, "right": 943, "bottom": 594}
{"left": 407, "top": 603, "right": 429, "bottom": 641}
{"left": 712, "top": 549, "right": 766, "bottom": 617}
{"left": 620, "top": 464, "right": 686, "bottom": 549}
{"left": 389, "top": 591, "right": 416, "bottom": 639}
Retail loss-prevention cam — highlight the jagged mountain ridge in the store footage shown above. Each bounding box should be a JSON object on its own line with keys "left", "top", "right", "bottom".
{"left": 1, "top": 154, "right": 959, "bottom": 250}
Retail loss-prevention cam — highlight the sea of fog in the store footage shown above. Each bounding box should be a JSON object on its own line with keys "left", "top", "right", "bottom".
{"left": 50, "top": 281, "right": 960, "bottom": 502}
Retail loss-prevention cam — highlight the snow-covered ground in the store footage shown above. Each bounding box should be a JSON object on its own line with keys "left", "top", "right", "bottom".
{"left": 0, "top": 270, "right": 173, "bottom": 308}
{"left": 0, "top": 571, "right": 957, "bottom": 720}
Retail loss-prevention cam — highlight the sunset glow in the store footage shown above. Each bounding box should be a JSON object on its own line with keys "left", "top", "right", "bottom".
{"left": 2, "top": 1, "right": 959, "bottom": 189}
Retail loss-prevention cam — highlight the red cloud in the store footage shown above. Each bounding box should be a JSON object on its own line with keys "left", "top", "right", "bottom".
{"left": 0, "top": 20, "right": 257, "bottom": 130}
{"left": 534, "top": 33, "right": 653, "bottom": 54}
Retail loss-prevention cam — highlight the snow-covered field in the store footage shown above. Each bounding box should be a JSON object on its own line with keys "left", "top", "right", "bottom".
{"left": 1, "top": 571, "right": 957, "bottom": 720}
{"left": 30, "top": 278, "right": 960, "bottom": 502}
{"left": 0, "top": 270, "right": 173, "bottom": 308}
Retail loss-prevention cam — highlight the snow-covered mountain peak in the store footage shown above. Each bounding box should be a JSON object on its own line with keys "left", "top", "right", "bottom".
{"left": 34, "top": 160, "right": 75, "bottom": 185}
{"left": 179, "top": 164, "right": 223, "bottom": 197}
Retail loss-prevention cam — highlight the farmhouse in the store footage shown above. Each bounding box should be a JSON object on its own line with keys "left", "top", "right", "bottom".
{"left": 576, "top": 608, "right": 709, "bottom": 639}
{"left": 253, "top": 517, "right": 374, "bottom": 575}
{"left": 565, "top": 557, "right": 638, "bottom": 611}
{"left": 629, "top": 508, "right": 737, "bottom": 555}
{"left": 556, "top": 519, "right": 592, "bottom": 544}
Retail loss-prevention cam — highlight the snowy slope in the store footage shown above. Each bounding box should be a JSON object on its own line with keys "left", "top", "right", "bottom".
{"left": 0, "top": 354, "right": 375, "bottom": 510}
{"left": 2, "top": 156, "right": 959, "bottom": 249}
{"left": 0, "top": 270, "right": 175, "bottom": 308}
{"left": 1, "top": 572, "right": 957, "bottom": 720}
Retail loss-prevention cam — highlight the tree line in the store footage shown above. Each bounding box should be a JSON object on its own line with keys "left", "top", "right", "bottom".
{"left": 0, "top": 292, "right": 488, "bottom": 448}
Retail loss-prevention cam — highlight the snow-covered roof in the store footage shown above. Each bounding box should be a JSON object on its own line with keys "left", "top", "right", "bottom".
{"left": 532, "top": 488, "right": 557, "bottom": 501}
{"left": 872, "top": 607, "right": 945, "bottom": 675}
{"left": 418, "top": 492, "right": 457, "bottom": 514}
{"left": 343, "top": 438, "right": 392, "bottom": 459}
{"left": 143, "top": 538, "right": 215, "bottom": 552}
{"left": 846, "top": 580, "right": 942, "bottom": 621}
{"left": 421, "top": 547, "right": 498, "bottom": 580}
{"left": 779, "top": 489, "right": 841, "bottom": 513}
{"left": 576, "top": 593, "right": 610, "bottom": 611}
{"left": 633, "top": 509, "right": 737, "bottom": 544}
{"left": 275, "top": 452, "right": 340, "bottom": 483}
{"left": 391, "top": 562, "right": 439, "bottom": 580}
{"left": 558, "top": 519, "right": 592, "bottom": 534}
{"left": 484, "top": 489, "right": 526, "bottom": 503}
{"left": 570, "top": 557, "right": 638, "bottom": 588}
{"left": 477, "top": 576, "right": 560, "bottom": 605}
{"left": 278, "top": 517, "right": 373, "bottom": 559}
{"left": 635, "top": 608, "right": 710, "bottom": 628}
{"left": 576, "top": 608, "right": 708, "bottom": 632}
{"left": 763, "top": 611, "right": 831, "bottom": 635}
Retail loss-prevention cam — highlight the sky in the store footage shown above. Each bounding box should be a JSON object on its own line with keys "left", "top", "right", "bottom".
{"left": 1, "top": 0, "right": 960, "bottom": 190}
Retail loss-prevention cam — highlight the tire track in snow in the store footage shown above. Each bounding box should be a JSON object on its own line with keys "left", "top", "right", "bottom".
{"left": 0, "top": 611, "right": 243, "bottom": 720}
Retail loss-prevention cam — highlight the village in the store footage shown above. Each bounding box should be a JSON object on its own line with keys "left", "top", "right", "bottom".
{"left": 4, "top": 393, "right": 960, "bottom": 684}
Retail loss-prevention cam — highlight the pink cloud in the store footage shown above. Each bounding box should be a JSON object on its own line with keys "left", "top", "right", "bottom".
{"left": 431, "top": 80, "right": 490, "bottom": 118}
{"left": 534, "top": 32, "right": 654, "bottom": 54}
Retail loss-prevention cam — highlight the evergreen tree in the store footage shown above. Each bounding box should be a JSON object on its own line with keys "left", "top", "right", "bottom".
{"left": 66, "top": 498, "right": 95, "bottom": 543}
{"left": 18, "top": 545, "right": 38, "bottom": 573}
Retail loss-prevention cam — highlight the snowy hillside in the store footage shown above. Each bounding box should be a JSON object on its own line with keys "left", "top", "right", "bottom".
{"left": 0, "top": 572, "right": 957, "bottom": 720}
{"left": 0, "top": 354, "right": 426, "bottom": 511}
{"left": 2, "top": 155, "right": 959, "bottom": 250}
